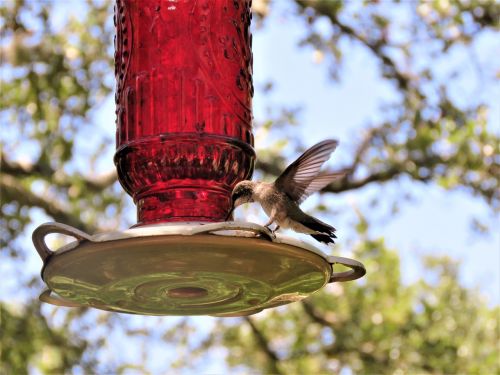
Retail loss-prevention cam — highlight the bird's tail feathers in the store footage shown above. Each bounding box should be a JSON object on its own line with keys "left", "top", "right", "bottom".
{"left": 311, "top": 233, "right": 336, "bottom": 244}
{"left": 301, "top": 215, "right": 337, "bottom": 244}
{"left": 302, "top": 215, "right": 335, "bottom": 235}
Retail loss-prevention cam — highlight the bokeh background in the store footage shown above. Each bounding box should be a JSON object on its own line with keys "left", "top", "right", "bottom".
{"left": 1, "top": 0, "right": 499, "bottom": 373}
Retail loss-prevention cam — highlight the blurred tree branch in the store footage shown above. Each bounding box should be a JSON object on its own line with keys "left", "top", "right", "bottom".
{"left": 296, "top": 0, "right": 411, "bottom": 91}
{"left": 244, "top": 317, "right": 283, "bottom": 375}
{"left": 258, "top": 157, "right": 401, "bottom": 193}
{"left": 1, "top": 152, "right": 117, "bottom": 192}
{"left": 301, "top": 299, "right": 337, "bottom": 327}
{"left": 1, "top": 173, "right": 96, "bottom": 233}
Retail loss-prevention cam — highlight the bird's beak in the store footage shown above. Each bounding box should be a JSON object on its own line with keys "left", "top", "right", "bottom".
{"left": 225, "top": 206, "right": 234, "bottom": 221}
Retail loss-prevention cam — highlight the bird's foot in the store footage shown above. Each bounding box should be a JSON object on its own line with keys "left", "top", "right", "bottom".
{"left": 264, "top": 224, "right": 278, "bottom": 240}
{"left": 270, "top": 225, "right": 280, "bottom": 240}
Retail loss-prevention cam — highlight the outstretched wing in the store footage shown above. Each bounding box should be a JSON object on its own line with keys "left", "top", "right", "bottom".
{"left": 298, "top": 171, "right": 347, "bottom": 204}
{"left": 274, "top": 139, "right": 343, "bottom": 203}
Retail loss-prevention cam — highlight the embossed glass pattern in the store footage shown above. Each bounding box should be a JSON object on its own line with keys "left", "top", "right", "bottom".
{"left": 113, "top": 0, "right": 255, "bottom": 225}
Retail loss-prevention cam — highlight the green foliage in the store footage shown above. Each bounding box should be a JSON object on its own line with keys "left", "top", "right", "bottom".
{"left": 1, "top": 0, "right": 123, "bottom": 246}
{"left": 1, "top": 0, "right": 499, "bottom": 374}
{"left": 0, "top": 302, "right": 86, "bottom": 375}
{"left": 300, "top": 0, "right": 499, "bottom": 205}
{"left": 217, "top": 228, "right": 499, "bottom": 374}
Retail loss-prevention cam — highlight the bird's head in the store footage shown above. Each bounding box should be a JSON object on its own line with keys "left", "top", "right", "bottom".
{"left": 226, "top": 180, "right": 255, "bottom": 220}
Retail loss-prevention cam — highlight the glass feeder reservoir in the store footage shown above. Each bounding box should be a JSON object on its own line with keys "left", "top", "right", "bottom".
{"left": 113, "top": 0, "right": 255, "bottom": 225}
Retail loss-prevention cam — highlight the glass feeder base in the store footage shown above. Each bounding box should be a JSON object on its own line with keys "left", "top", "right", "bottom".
{"left": 33, "top": 222, "right": 365, "bottom": 316}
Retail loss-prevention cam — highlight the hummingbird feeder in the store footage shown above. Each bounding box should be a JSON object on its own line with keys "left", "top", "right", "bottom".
{"left": 33, "top": 0, "right": 365, "bottom": 317}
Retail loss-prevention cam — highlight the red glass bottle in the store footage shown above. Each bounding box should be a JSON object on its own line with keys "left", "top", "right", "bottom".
{"left": 114, "top": 0, "right": 255, "bottom": 225}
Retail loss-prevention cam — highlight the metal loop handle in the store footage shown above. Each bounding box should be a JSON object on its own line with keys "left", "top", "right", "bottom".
{"left": 39, "top": 289, "right": 83, "bottom": 308}
{"left": 327, "top": 255, "right": 366, "bottom": 282}
{"left": 32, "top": 222, "right": 91, "bottom": 262}
{"left": 189, "top": 221, "right": 274, "bottom": 241}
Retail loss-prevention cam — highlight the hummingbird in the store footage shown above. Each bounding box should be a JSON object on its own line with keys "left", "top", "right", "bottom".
{"left": 227, "top": 139, "right": 346, "bottom": 244}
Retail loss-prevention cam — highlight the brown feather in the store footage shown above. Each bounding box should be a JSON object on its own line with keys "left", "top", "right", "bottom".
{"left": 274, "top": 139, "right": 340, "bottom": 203}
